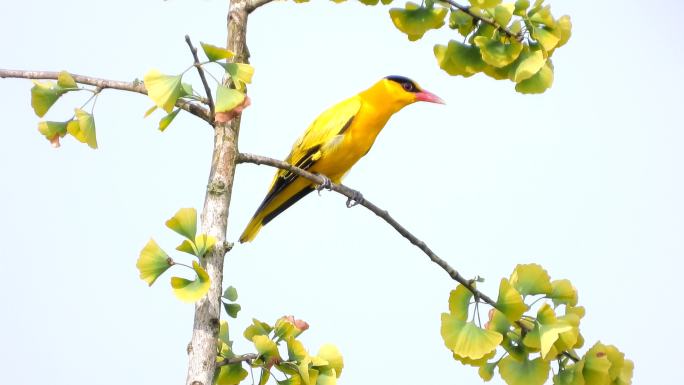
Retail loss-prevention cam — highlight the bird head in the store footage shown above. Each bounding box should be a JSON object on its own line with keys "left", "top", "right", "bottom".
{"left": 382, "top": 75, "right": 445, "bottom": 108}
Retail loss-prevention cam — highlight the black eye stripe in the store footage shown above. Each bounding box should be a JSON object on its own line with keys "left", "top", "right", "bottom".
{"left": 385, "top": 75, "right": 420, "bottom": 93}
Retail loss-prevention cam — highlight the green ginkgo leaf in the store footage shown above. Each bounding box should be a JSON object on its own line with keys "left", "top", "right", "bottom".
{"left": 549, "top": 279, "right": 578, "bottom": 307}
{"left": 553, "top": 360, "right": 585, "bottom": 385}
{"left": 469, "top": 0, "right": 501, "bottom": 8}
{"left": 200, "top": 42, "right": 235, "bottom": 62}
{"left": 30, "top": 81, "right": 67, "bottom": 117}
{"left": 143, "top": 69, "right": 183, "bottom": 113}
{"left": 37, "top": 121, "right": 68, "bottom": 144}
{"left": 317, "top": 344, "right": 344, "bottom": 378}
{"left": 253, "top": 335, "right": 281, "bottom": 361}
{"left": 57, "top": 71, "right": 77, "bottom": 88}
{"left": 509, "top": 263, "right": 552, "bottom": 296}
{"left": 170, "top": 260, "right": 211, "bottom": 303}
{"left": 244, "top": 318, "right": 273, "bottom": 341}
{"left": 219, "top": 319, "right": 231, "bottom": 344}
{"left": 496, "top": 278, "right": 528, "bottom": 323}
{"left": 166, "top": 208, "right": 197, "bottom": 241}
{"left": 516, "top": 60, "right": 554, "bottom": 94}
{"left": 557, "top": 15, "right": 572, "bottom": 48}
{"left": 485, "top": 309, "right": 511, "bottom": 335}
{"left": 223, "top": 303, "right": 241, "bottom": 319}
{"left": 434, "top": 40, "right": 486, "bottom": 77}
{"left": 449, "top": 9, "right": 476, "bottom": 37}
{"left": 536, "top": 304, "right": 574, "bottom": 359}
{"left": 499, "top": 356, "right": 550, "bottom": 385}
{"left": 453, "top": 348, "right": 496, "bottom": 367}
{"left": 449, "top": 284, "right": 473, "bottom": 320}
{"left": 136, "top": 238, "right": 172, "bottom": 286}
{"left": 474, "top": 36, "right": 523, "bottom": 68}
{"left": 389, "top": 2, "right": 447, "bottom": 41}
{"left": 478, "top": 360, "right": 498, "bottom": 381}
{"left": 223, "top": 286, "right": 238, "bottom": 302}
{"left": 73, "top": 109, "right": 98, "bottom": 149}
{"left": 514, "top": 0, "right": 530, "bottom": 16}
{"left": 158, "top": 108, "right": 180, "bottom": 132}
{"left": 287, "top": 338, "right": 309, "bottom": 362}
{"left": 441, "top": 313, "right": 502, "bottom": 360}
{"left": 215, "top": 363, "right": 248, "bottom": 385}
{"left": 222, "top": 63, "right": 255, "bottom": 90}
{"left": 582, "top": 342, "right": 612, "bottom": 385}
{"left": 493, "top": 3, "right": 514, "bottom": 26}
{"left": 215, "top": 85, "right": 246, "bottom": 113}
{"left": 532, "top": 25, "right": 561, "bottom": 53}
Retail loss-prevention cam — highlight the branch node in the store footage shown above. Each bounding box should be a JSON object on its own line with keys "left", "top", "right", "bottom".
{"left": 207, "top": 181, "right": 227, "bottom": 195}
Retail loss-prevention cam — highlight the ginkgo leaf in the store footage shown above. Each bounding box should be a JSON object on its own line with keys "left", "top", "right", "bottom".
{"left": 136, "top": 238, "right": 172, "bottom": 286}
{"left": 219, "top": 319, "right": 230, "bottom": 344}
{"left": 449, "top": 9, "right": 476, "bottom": 37}
{"left": 509, "top": 263, "right": 552, "bottom": 296}
{"left": 441, "top": 313, "right": 502, "bottom": 360}
{"left": 496, "top": 278, "right": 528, "bottom": 323}
{"left": 499, "top": 356, "right": 550, "bottom": 385}
{"left": 170, "top": 260, "right": 210, "bottom": 303}
{"left": 389, "top": 2, "right": 447, "bottom": 41}
{"left": 215, "top": 85, "right": 246, "bottom": 113}
{"left": 73, "top": 109, "right": 98, "bottom": 149}
{"left": 317, "top": 344, "right": 344, "bottom": 378}
{"left": 57, "top": 71, "right": 77, "bottom": 88}
{"left": 223, "top": 303, "right": 241, "bottom": 319}
{"left": 200, "top": 42, "right": 235, "bottom": 61}
{"left": 512, "top": 50, "right": 546, "bottom": 83}
{"left": 165, "top": 208, "right": 197, "bottom": 240}
{"left": 474, "top": 36, "right": 523, "bottom": 68}
{"left": 582, "top": 342, "right": 612, "bottom": 385}
{"left": 516, "top": 60, "right": 554, "bottom": 94}
{"left": 194, "top": 233, "right": 217, "bottom": 256}
{"left": 215, "top": 363, "right": 248, "bottom": 385}
{"left": 478, "top": 360, "right": 498, "bottom": 381}
{"left": 143, "top": 69, "right": 183, "bottom": 113}
{"left": 549, "top": 279, "right": 578, "bottom": 307}
{"left": 253, "top": 335, "right": 281, "bottom": 362}
{"left": 434, "top": 40, "right": 486, "bottom": 77}
{"left": 493, "top": 3, "right": 515, "bottom": 26}
{"left": 223, "top": 286, "right": 238, "bottom": 302}
{"left": 316, "top": 368, "right": 337, "bottom": 385}
{"left": 31, "top": 81, "right": 67, "bottom": 117}
{"left": 485, "top": 309, "right": 511, "bottom": 335}
{"left": 557, "top": 15, "right": 573, "bottom": 48}
{"left": 449, "top": 284, "right": 473, "bottom": 320}
{"left": 158, "top": 108, "right": 180, "bottom": 132}
{"left": 453, "top": 349, "right": 495, "bottom": 367}
{"left": 469, "top": 0, "right": 502, "bottom": 8}
{"left": 553, "top": 360, "right": 585, "bottom": 385}
{"left": 37, "top": 121, "right": 68, "bottom": 147}
{"left": 287, "top": 338, "right": 309, "bottom": 362}
{"left": 532, "top": 25, "right": 561, "bottom": 53}
{"left": 222, "top": 63, "right": 254, "bottom": 90}
{"left": 536, "top": 304, "right": 574, "bottom": 359}
{"left": 244, "top": 318, "right": 273, "bottom": 341}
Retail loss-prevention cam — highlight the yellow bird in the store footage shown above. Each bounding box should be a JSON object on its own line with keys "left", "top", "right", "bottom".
{"left": 239, "top": 76, "right": 444, "bottom": 243}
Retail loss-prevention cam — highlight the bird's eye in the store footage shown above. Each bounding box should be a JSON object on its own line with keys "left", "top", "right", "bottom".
{"left": 402, "top": 82, "right": 414, "bottom": 92}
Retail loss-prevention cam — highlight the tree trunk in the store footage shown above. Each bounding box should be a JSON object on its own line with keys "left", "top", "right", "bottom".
{"left": 185, "top": 1, "right": 249, "bottom": 384}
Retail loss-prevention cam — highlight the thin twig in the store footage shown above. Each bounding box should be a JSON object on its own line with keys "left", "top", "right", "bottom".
{"left": 237, "top": 152, "right": 579, "bottom": 363}
{"left": 185, "top": 35, "right": 215, "bottom": 121}
{"left": 246, "top": 0, "right": 276, "bottom": 13}
{"left": 439, "top": 0, "right": 523, "bottom": 42}
{"left": 0, "top": 69, "right": 212, "bottom": 124}
{"left": 236, "top": 153, "right": 496, "bottom": 305}
{"left": 216, "top": 353, "right": 258, "bottom": 367}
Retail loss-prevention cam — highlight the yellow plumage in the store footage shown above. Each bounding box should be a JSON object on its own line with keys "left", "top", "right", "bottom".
{"left": 239, "top": 76, "right": 443, "bottom": 243}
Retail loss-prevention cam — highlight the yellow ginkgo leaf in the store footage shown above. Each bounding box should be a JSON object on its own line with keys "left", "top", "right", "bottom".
{"left": 170, "top": 260, "right": 210, "bottom": 303}
{"left": 441, "top": 313, "right": 502, "bottom": 360}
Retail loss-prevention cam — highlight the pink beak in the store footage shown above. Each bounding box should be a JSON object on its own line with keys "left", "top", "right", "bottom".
{"left": 415, "top": 89, "right": 445, "bottom": 104}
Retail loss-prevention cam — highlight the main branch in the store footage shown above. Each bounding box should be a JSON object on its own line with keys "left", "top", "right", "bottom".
{"left": 0, "top": 69, "right": 212, "bottom": 123}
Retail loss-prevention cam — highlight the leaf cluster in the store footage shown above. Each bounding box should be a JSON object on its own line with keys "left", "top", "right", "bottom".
{"left": 31, "top": 71, "right": 99, "bottom": 148}
{"left": 135, "top": 208, "right": 218, "bottom": 302}
{"left": 440, "top": 264, "right": 633, "bottom": 385}
{"left": 305, "top": 0, "right": 571, "bottom": 94}
{"left": 216, "top": 316, "right": 343, "bottom": 385}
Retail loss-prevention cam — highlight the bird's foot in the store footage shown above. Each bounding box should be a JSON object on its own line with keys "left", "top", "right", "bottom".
{"left": 346, "top": 189, "right": 364, "bottom": 208}
{"left": 315, "top": 174, "right": 333, "bottom": 196}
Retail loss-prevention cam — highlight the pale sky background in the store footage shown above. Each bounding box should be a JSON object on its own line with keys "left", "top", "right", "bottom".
{"left": 1, "top": 0, "right": 682, "bottom": 384}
